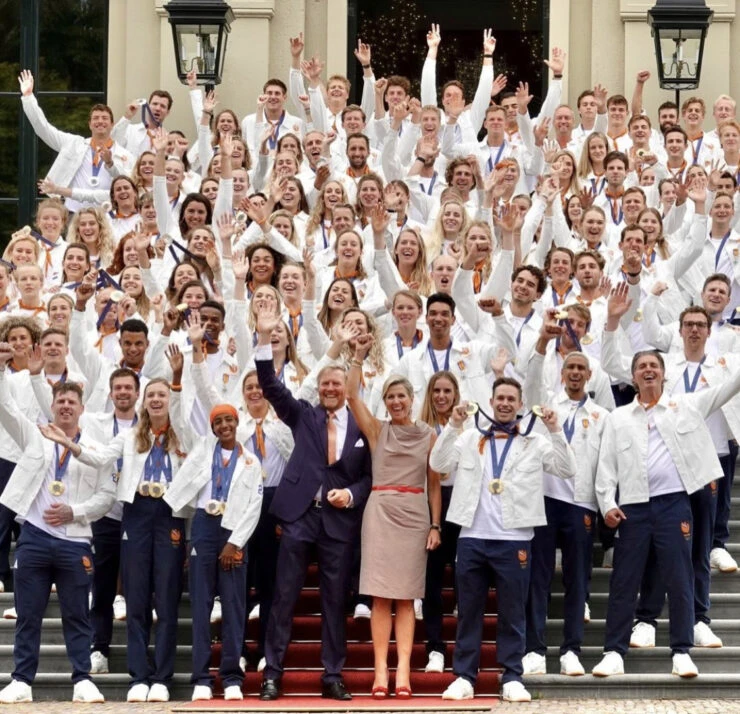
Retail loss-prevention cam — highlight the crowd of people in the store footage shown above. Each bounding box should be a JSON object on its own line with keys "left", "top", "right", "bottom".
{"left": 0, "top": 20, "right": 739, "bottom": 705}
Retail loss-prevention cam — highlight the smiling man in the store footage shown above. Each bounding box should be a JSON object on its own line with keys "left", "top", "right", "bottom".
{"left": 592, "top": 286, "right": 740, "bottom": 679}
{"left": 430, "top": 376, "right": 576, "bottom": 702}
{"left": 19, "top": 70, "right": 133, "bottom": 212}
{"left": 113, "top": 89, "right": 174, "bottom": 159}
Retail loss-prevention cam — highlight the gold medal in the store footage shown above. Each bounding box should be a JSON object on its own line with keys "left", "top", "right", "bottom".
{"left": 553, "top": 310, "right": 569, "bottom": 320}
{"left": 465, "top": 402, "right": 479, "bottom": 416}
{"left": 581, "top": 333, "right": 594, "bottom": 346}
{"left": 488, "top": 480, "right": 504, "bottom": 495}
{"left": 138, "top": 481, "right": 151, "bottom": 497}
{"left": 633, "top": 309, "right": 643, "bottom": 323}
{"left": 205, "top": 499, "right": 224, "bottom": 516}
{"left": 48, "top": 480, "right": 65, "bottom": 496}
{"left": 531, "top": 404, "right": 545, "bottom": 418}
{"left": 261, "top": 468, "right": 268, "bottom": 481}
{"left": 148, "top": 481, "right": 166, "bottom": 499}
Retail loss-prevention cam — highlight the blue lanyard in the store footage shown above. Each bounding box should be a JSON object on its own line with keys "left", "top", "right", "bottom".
{"left": 515, "top": 310, "right": 535, "bottom": 347}
{"left": 268, "top": 112, "right": 286, "bottom": 150}
{"left": 715, "top": 231, "right": 732, "bottom": 270}
{"left": 489, "top": 433, "right": 515, "bottom": 481}
{"left": 321, "top": 223, "right": 330, "bottom": 249}
{"left": 396, "top": 330, "right": 421, "bottom": 359}
{"left": 421, "top": 172, "right": 437, "bottom": 196}
{"left": 486, "top": 142, "right": 506, "bottom": 174}
{"left": 642, "top": 249, "right": 657, "bottom": 268}
{"left": 113, "top": 414, "right": 138, "bottom": 474}
{"left": 691, "top": 135, "right": 704, "bottom": 165}
{"left": 563, "top": 397, "right": 587, "bottom": 443}
{"left": 91, "top": 146, "right": 104, "bottom": 178}
{"left": 211, "top": 443, "right": 241, "bottom": 500}
{"left": 144, "top": 433, "right": 172, "bottom": 483}
{"left": 683, "top": 356, "right": 706, "bottom": 393}
{"left": 141, "top": 103, "right": 161, "bottom": 128}
{"left": 590, "top": 176, "right": 606, "bottom": 195}
{"left": 54, "top": 433, "right": 81, "bottom": 482}
{"left": 427, "top": 341, "right": 452, "bottom": 371}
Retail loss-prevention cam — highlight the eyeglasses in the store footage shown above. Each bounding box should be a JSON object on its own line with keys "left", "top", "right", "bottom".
{"left": 681, "top": 321, "right": 709, "bottom": 330}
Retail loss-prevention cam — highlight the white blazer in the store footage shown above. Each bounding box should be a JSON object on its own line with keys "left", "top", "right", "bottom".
{"left": 430, "top": 422, "right": 577, "bottom": 529}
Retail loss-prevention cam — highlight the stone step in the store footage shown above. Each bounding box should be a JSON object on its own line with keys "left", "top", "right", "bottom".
{"left": 537, "top": 645, "right": 740, "bottom": 674}
{"left": 547, "top": 593, "right": 740, "bottom": 620}
{"left": 523, "top": 673, "right": 740, "bottom": 699}
{"left": 566, "top": 568, "right": 740, "bottom": 594}
{"left": 546, "top": 619, "right": 740, "bottom": 647}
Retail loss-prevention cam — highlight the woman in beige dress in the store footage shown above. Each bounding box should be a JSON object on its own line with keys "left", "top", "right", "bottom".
{"left": 347, "top": 333, "right": 442, "bottom": 698}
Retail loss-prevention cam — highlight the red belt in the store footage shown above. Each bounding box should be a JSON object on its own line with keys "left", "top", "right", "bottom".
{"left": 371, "top": 485, "right": 424, "bottom": 494}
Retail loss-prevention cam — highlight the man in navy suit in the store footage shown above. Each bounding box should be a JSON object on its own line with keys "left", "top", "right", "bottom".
{"left": 254, "top": 312, "right": 372, "bottom": 701}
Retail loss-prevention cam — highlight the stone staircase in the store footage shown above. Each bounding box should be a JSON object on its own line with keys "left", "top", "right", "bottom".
{"left": 0, "top": 482, "right": 739, "bottom": 701}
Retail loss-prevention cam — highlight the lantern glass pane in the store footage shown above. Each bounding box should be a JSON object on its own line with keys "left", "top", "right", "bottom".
{"left": 658, "top": 30, "right": 702, "bottom": 81}
{"left": 175, "top": 24, "right": 221, "bottom": 76}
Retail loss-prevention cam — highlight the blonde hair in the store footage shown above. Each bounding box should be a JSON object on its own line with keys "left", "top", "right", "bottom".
{"left": 68, "top": 207, "right": 115, "bottom": 267}
{"left": 3, "top": 233, "right": 40, "bottom": 264}
{"left": 425, "top": 199, "right": 472, "bottom": 262}
{"left": 394, "top": 228, "right": 432, "bottom": 296}
{"left": 577, "top": 132, "right": 609, "bottom": 180}
{"left": 134, "top": 379, "right": 181, "bottom": 455}
{"left": 305, "top": 181, "right": 348, "bottom": 237}
{"left": 552, "top": 150, "right": 582, "bottom": 196}
{"left": 419, "top": 371, "right": 461, "bottom": 427}
{"left": 340, "top": 307, "right": 386, "bottom": 374}
{"left": 267, "top": 209, "right": 298, "bottom": 247}
{"left": 381, "top": 375, "right": 414, "bottom": 402}
{"left": 461, "top": 221, "right": 494, "bottom": 286}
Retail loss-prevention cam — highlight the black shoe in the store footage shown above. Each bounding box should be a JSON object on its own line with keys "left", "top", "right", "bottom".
{"left": 322, "top": 680, "right": 352, "bottom": 700}
{"left": 259, "top": 678, "right": 281, "bottom": 701}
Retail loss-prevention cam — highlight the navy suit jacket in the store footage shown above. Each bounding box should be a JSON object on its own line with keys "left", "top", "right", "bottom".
{"left": 256, "top": 357, "right": 372, "bottom": 542}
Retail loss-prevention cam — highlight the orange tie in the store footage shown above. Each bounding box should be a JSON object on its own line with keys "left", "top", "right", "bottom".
{"left": 254, "top": 420, "right": 267, "bottom": 460}
{"left": 327, "top": 412, "right": 337, "bottom": 465}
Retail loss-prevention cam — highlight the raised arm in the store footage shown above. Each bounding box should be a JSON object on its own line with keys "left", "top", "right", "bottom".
{"left": 346, "top": 332, "right": 383, "bottom": 449}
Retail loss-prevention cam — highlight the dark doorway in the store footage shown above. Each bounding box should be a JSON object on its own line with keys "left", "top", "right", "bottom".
{"left": 347, "top": 0, "right": 550, "bottom": 113}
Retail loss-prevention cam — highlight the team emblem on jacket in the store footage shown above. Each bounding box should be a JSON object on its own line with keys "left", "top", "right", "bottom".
{"left": 680, "top": 521, "right": 691, "bottom": 540}
{"left": 583, "top": 514, "right": 593, "bottom": 532}
{"left": 517, "top": 549, "right": 528, "bottom": 568}
{"left": 171, "top": 529, "right": 182, "bottom": 547}
{"left": 710, "top": 480, "right": 718, "bottom": 495}
{"left": 82, "top": 555, "right": 94, "bottom": 575}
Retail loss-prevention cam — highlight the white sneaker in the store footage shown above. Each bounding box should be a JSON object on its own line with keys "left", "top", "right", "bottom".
{"left": 425, "top": 651, "right": 444, "bottom": 673}
{"left": 72, "top": 679, "right": 104, "bottom": 703}
{"left": 353, "top": 603, "right": 371, "bottom": 619}
{"left": 210, "top": 597, "right": 222, "bottom": 623}
{"left": 694, "top": 621, "right": 723, "bottom": 648}
{"left": 147, "top": 683, "right": 169, "bottom": 702}
{"left": 710, "top": 547, "right": 738, "bottom": 573}
{"left": 89, "top": 651, "right": 109, "bottom": 674}
{"left": 414, "top": 598, "right": 423, "bottom": 620}
{"left": 257, "top": 656, "right": 266, "bottom": 672}
{"left": 248, "top": 603, "right": 260, "bottom": 620}
{"left": 602, "top": 547, "right": 614, "bottom": 568}
{"left": 584, "top": 603, "right": 591, "bottom": 623}
{"left": 672, "top": 652, "right": 698, "bottom": 678}
{"left": 0, "top": 679, "right": 32, "bottom": 703}
{"left": 191, "top": 685, "right": 212, "bottom": 701}
{"left": 502, "top": 681, "right": 532, "bottom": 702}
{"left": 453, "top": 605, "right": 458, "bottom": 618}
{"left": 51, "top": 582, "right": 57, "bottom": 593}
{"left": 239, "top": 656, "right": 247, "bottom": 672}
{"left": 592, "top": 651, "right": 624, "bottom": 677}
{"left": 127, "top": 683, "right": 150, "bottom": 702}
{"left": 113, "top": 595, "right": 126, "bottom": 621}
{"left": 224, "top": 684, "right": 243, "bottom": 701}
{"left": 521, "top": 651, "right": 546, "bottom": 675}
{"left": 3, "top": 606, "right": 16, "bottom": 619}
{"left": 560, "top": 650, "right": 585, "bottom": 676}
{"left": 441, "top": 676, "right": 474, "bottom": 700}
{"left": 629, "top": 621, "right": 656, "bottom": 648}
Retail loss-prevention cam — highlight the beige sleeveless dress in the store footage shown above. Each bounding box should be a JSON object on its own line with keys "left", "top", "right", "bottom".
{"left": 359, "top": 421, "right": 433, "bottom": 599}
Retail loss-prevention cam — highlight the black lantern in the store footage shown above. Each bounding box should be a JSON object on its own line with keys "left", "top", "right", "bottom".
{"left": 164, "top": 0, "right": 235, "bottom": 91}
{"left": 647, "top": 0, "right": 713, "bottom": 97}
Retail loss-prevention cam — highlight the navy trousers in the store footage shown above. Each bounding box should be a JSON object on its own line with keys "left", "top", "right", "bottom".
{"left": 189, "top": 509, "right": 246, "bottom": 688}
{"left": 423, "top": 486, "right": 460, "bottom": 656}
{"left": 713, "top": 446, "right": 738, "bottom": 550}
{"left": 635, "top": 480, "right": 717, "bottom": 626}
{"left": 453, "top": 537, "right": 530, "bottom": 686}
{"left": 263, "top": 506, "right": 354, "bottom": 684}
{"left": 90, "top": 516, "right": 121, "bottom": 657}
{"left": 13, "top": 522, "right": 94, "bottom": 684}
{"left": 121, "top": 495, "right": 185, "bottom": 685}
{"left": 604, "top": 492, "right": 694, "bottom": 655}
{"left": 526, "top": 498, "right": 595, "bottom": 656}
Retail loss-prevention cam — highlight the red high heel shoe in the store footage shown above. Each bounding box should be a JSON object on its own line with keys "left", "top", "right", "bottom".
{"left": 394, "top": 685, "right": 412, "bottom": 699}
{"left": 371, "top": 685, "right": 389, "bottom": 699}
